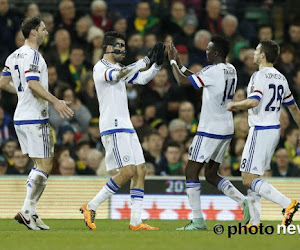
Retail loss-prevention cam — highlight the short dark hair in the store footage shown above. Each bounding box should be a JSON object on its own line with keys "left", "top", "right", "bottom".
{"left": 259, "top": 40, "right": 279, "bottom": 63}
{"left": 102, "top": 31, "right": 126, "bottom": 52}
{"left": 165, "top": 141, "right": 181, "bottom": 150}
{"left": 21, "top": 16, "right": 42, "bottom": 39}
{"left": 211, "top": 35, "right": 230, "bottom": 59}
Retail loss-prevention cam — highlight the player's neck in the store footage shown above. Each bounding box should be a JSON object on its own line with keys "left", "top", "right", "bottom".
{"left": 24, "top": 39, "right": 39, "bottom": 51}
{"left": 103, "top": 54, "right": 116, "bottom": 64}
{"left": 259, "top": 62, "right": 273, "bottom": 70}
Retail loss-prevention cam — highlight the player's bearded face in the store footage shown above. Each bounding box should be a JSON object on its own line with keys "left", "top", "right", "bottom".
{"left": 36, "top": 22, "right": 48, "bottom": 45}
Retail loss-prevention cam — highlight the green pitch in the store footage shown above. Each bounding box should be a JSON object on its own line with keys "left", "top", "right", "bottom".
{"left": 0, "top": 219, "right": 299, "bottom": 250}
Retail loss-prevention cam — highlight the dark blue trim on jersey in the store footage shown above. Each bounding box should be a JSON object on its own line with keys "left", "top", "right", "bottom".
{"left": 248, "top": 96, "right": 261, "bottom": 101}
{"left": 101, "top": 128, "right": 136, "bottom": 136}
{"left": 283, "top": 99, "right": 296, "bottom": 106}
{"left": 128, "top": 72, "right": 139, "bottom": 84}
{"left": 187, "top": 75, "right": 199, "bottom": 89}
{"left": 1, "top": 72, "right": 11, "bottom": 76}
{"left": 254, "top": 125, "right": 280, "bottom": 130}
{"left": 26, "top": 76, "right": 40, "bottom": 81}
{"left": 14, "top": 119, "right": 49, "bottom": 125}
{"left": 109, "top": 69, "right": 115, "bottom": 81}
{"left": 196, "top": 131, "right": 233, "bottom": 139}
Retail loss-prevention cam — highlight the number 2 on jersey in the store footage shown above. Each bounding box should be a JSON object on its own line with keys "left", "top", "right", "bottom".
{"left": 222, "top": 78, "right": 235, "bottom": 103}
{"left": 265, "top": 84, "right": 283, "bottom": 111}
{"left": 14, "top": 65, "right": 23, "bottom": 92}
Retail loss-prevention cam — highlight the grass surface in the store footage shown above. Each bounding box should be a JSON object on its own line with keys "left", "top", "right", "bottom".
{"left": 0, "top": 219, "right": 299, "bottom": 250}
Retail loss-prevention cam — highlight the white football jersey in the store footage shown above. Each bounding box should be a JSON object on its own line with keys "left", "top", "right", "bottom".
{"left": 93, "top": 59, "right": 134, "bottom": 135}
{"left": 188, "top": 63, "right": 237, "bottom": 137}
{"left": 2, "top": 45, "right": 49, "bottom": 124}
{"left": 247, "top": 67, "right": 295, "bottom": 127}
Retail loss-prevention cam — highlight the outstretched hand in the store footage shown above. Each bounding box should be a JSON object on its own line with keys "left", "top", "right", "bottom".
{"left": 155, "top": 42, "right": 165, "bottom": 66}
{"left": 54, "top": 100, "right": 74, "bottom": 119}
{"left": 167, "top": 41, "right": 178, "bottom": 62}
{"left": 147, "top": 43, "right": 158, "bottom": 65}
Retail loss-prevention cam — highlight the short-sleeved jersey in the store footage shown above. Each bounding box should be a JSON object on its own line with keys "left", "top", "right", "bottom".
{"left": 247, "top": 67, "right": 295, "bottom": 127}
{"left": 187, "top": 63, "right": 237, "bottom": 137}
{"left": 93, "top": 59, "right": 134, "bottom": 135}
{"left": 2, "top": 45, "right": 49, "bottom": 123}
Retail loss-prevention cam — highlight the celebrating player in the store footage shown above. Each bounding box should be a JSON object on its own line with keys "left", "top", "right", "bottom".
{"left": 0, "top": 17, "right": 74, "bottom": 230}
{"left": 80, "top": 31, "right": 165, "bottom": 230}
{"left": 227, "top": 40, "right": 300, "bottom": 227}
{"left": 168, "top": 36, "right": 249, "bottom": 230}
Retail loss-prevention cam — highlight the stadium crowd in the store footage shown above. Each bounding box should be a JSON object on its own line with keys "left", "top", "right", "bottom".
{"left": 0, "top": 0, "right": 300, "bottom": 177}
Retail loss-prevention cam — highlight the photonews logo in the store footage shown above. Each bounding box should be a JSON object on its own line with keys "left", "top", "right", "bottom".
{"left": 213, "top": 223, "right": 300, "bottom": 238}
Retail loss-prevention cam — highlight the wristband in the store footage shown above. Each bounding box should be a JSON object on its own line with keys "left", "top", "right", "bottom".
{"left": 170, "top": 60, "right": 177, "bottom": 66}
{"left": 180, "top": 66, "right": 187, "bottom": 73}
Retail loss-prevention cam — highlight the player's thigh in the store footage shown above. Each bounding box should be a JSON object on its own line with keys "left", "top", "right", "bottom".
{"left": 14, "top": 125, "right": 29, "bottom": 155}
{"left": 188, "top": 135, "right": 222, "bottom": 163}
{"left": 101, "top": 133, "right": 135, "bottom": 171}
{"left": 240, "top": 128, "right": 280, "bottom": 175}
{"left": 130, "top": 133, "right": 145, "bottom": 166}
{"left": 211, "top": 139, "right": 231, "bottom": 163}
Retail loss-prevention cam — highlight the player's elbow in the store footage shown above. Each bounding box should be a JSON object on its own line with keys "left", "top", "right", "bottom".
{"left": 248, "top": 99, "right": 260, "bottom": 108}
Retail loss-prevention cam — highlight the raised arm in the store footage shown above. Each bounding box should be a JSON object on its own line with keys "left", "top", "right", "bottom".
{"left": 167, "top": 42, "right": 193, "bottom": 87}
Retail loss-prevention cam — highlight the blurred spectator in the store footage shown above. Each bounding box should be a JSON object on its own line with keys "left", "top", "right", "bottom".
{"left": 222, "top": 14, "right": 246, "bottom": 61}
{"left": 149, "top": 118, "right": 169, "bottom": 140}
{"left": 128, "top": 0, "right": 160, "bottom": 37}
{"left": 86, "top": 149, "right": 103, "bottom": 175}
{"left": 180, "top": 151, "right": 189, "bottom": 174}
{"left": 173, "top": 10, "right": 198, "bottom": 49}
{"left": 143, "top": 104, "right": 156, "bottom": 124}
{"left": 58, "top": 157, "right": 76, "bottom": 176}
{"left": 287, "top": 21, "right": 300, "bottom": 59}
{"left": 41, "top": 12, "right": 55, "bottom": 51}
{"left": 292, "top": 67, "right": 300, "bottom": 101}
{"left": 75, "top": 140, "right": 92, "bottom": 175}
{"left": 251, "top": 24, "right": 273, "bottom": 48}
{"left": 14, "top": 30, "right": 24, "bottom": 49}
{"left": 143, "top": 131, "right": 164, "bottom": 173}
{"left": 0, "top": 0, "right": 21, "bottom": 67}
{"left": 144, "top": 32, "right": 157, "bottom": 50}
{"left": 168, "top": 119, "right": 188, "bottom": 145}
{"left": 52, "top": 146, "right": 71, "bottom": 175}
{"left": 275, "top": 44, "right": 297, "bottom": 84}
{"left": 90, "top": 0, "right": 112, "bottom": 32}
{"left": 233, "top": 114, "right": 249, "bottom": 139}
{"left": 271, "top": 148, "right": 300, "bottom": 177}
{"left": 44, "top": 28, "right": 71, "bottom": 67}
{"left": 58, "top": 46, "right": 92, "bottom": 93}
{"left": 74, "top": 15, "right": 93, "bottom": 48}
{"left": 86, "top": 26, "right": 104, "bottom": 65}
{"left": 189, "top": 29, "right": 211, "bottom": 66}
{"left": 178, "top": 101, "right": 197, "bottom": 135}
{"left": 0, "top": 155, "right": 8, "bottom": 175}
{"left": 49, "top": 85, "right": 92, "bottom": 133}
{"left": 161, "top": 1, "right": 186, "bottom": 36}
{"left": 56, "top": 124, "right": 75, "bottom": 148}
{"left": 25, "top": 2, "right": 40, "bottom": 18}
{"left": 237, "top": 49, "right": 258, "bottom": 88}
{"left": 79, "top": 72, "right": 99, "bottom": 118}
{"left": 55, "top": 0, "right": 77, "bottom": 40}
{"left": 145, "top": 162, "right": 155, "bottom": 176}
{"left": 47, "top": 65, "right": 60, "bottom": 95}
{"left": 111, "top": 14, "right": 127, "bottom": 35}
{"left": 158, "top": 141, "right": 183, "bottom": 176}
{"left": 7, "top": 148, "right": 31, "bottom": 175}
{"left": 0, "top": 106, "right": 14, "bottom": 144}
{"left": 130, "top": 108, "right": 144, "bottom": 130}
{"left": 1, "top": 138, "right": 18, "bottom": 167}
{"left": 123, "top": 32, "right": 144, "bottom": 64}
{"left": 201, "top": 0, "right": 222, "bottom": 35}
{"left": 80, "top": 118, "right": 103, "bottom": 151}
{"left": 284, "top": 126, "right": 300, "bottom": 166}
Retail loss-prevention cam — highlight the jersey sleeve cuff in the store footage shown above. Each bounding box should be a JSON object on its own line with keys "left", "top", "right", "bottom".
{"left": 187, "top": 75, "right": 204, "bottom": 89}
{"left": 248, "top": 96, "right": 261, "bottom": 101}
{"left": 1, "top": 72, "right": 11, "bottom": 76}
{"left": 26, "top": 76, "right": 40, "bottom": 81}
{"left": 283, "top": 99, "right": 296, "bottom": 106}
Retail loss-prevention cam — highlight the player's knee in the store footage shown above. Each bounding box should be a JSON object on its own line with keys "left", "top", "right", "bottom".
{"left": 121, "top": 166, "right": 136, "bottom": 180}
{"left": 242, "top": 178, "right": 252, "bottom": 189}
{"left": 204, "top": 167, "right": 215, "bottom": 183}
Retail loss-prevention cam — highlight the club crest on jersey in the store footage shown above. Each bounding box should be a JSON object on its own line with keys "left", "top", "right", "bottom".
{"left": 29, "top": 64, "right": 39, "bottom": 72}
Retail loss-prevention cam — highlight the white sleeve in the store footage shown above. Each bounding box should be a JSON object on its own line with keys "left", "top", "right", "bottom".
{"left": 125, "top": 63, "right": 162, "bottom": 85}
{"left": 282, "top": 82, "right": 295, "bottom": 106}
{"left": 248, "top": 72, "right": 263, "bottom": 101}
{"left": 187, "top": 65, "right": 215, "bottom": 89}
{"left": 1, "top": 57, "right": 11, "bottom": 76}
{"left": 24, "top": 50, "right": 41, "bottom": 82}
